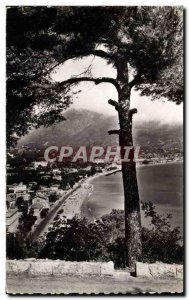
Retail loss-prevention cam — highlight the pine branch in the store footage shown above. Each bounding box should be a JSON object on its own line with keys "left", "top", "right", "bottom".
{"left": 108, "top": 99, "right": 120, "bottom": 110}
{"left": 128, "top": 108, "right": 138, "bottom": 119}
{"left": 58, "top": 76, "right": 120, "bottom": 92}
{"left": 108, "top": 130, "right": 120, "bottom": 135}
{"left": 35, "top": 49, "right": 114, "bottom": 80}
{"left": 128, "top": 74, "right": 143, "bottom": 88}
{"left": 91, "top": 49, "right": 114, "bottom": 60}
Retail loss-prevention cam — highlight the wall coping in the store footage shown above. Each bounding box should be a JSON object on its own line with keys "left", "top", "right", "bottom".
{"left": 6, "top": 259, "right": 115, "bottom": 277}
{"left": 6, "top": 259, "right": 183, "bottom": 279}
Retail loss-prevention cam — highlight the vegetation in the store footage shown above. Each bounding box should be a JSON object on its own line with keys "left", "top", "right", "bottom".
{"left": 6, "top": 233, "right": 38, "bottom": 259}
{"left": 7, "top": 203, "right": 183, "bottom": 267}
{"left": 49, "top": 192, "right": 58, "bottom": 203}
{"left": 7, "top": 165, "right": 98, "bottom": 192}
{"left": 18, "top": 207, "right": 37, "bottom": 234}
{"left": 40, "top": 208, "right": 49, "bottom": 219}
{"left": 7, "top": 7, "right": 183, "bottom": 267}
{"left": 141, "top": 202, "right": 183, "bottom": 264}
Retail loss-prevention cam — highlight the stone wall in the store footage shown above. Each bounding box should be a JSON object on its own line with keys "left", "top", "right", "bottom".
{"left": 136, "top": 262, "right": 183, "bottom": 279}
{"left": 6, "top": 260, "right": 183, "bottom": 279}
{"left": 6, "top": 259, "right": 114, "bottom": 277}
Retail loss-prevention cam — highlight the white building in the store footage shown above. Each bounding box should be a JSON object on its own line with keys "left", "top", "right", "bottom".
{"left": 6, "top": 193, "right": 16, "bottom": 209}
{"left": 51, "top": 185, "right": 60, "bottom": 191}
{"left": 7, "top": 182, "right": 27, "bottom": 199}
{"left": 6, "top": 208, "right": 21, "bottom": 233}
{"left": 52, "top": 169, "right": 61, "bottom": 175}
{"left": 31, "top": 197, "right": 50, "bottom": 217}
{"left": 53, "top": 175, "right": 62, "bottom": 181}
{"left": 33, "top": 161, "right": 48, "bottom": 169}
{"left": 23, "top": 193, "right": 31, "bottom": 201}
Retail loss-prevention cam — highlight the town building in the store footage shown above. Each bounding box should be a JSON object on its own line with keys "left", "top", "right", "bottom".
{"left": 7, "top": 182, "right": 27, "bottom": 198}
{"left": 31, "top": 197, "right": 50, "bottom": 217}
{"left": 33, "top": 161, "right": 48, "bottom": 169}
{"left": 6, "top": 193, "right": 16, "bottom": 209}
{"left": 6, "top": 208, "right": 21, "bottom": 233}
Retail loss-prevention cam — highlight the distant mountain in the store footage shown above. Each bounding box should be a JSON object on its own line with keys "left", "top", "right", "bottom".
{"left": 17, "top": 109, "right": 183, "bottom": 155}
{"left": 18, "top": 109, "right": 118, "bottom": 147}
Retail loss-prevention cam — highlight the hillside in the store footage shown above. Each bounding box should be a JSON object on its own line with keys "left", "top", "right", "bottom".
{"left": 17, "top": 109, "right": 183, "bottom": 156}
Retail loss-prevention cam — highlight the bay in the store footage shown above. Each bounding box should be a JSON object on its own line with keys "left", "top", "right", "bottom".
{"left": 86, "top": 162, "right": 183, "bottom": 235}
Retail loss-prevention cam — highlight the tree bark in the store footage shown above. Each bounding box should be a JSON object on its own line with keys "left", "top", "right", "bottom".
{"left": 58, "top": 54, "right": 142, "bottom": 269}
{"left": 116, "top": 59, "right": 142, "bottom": 270}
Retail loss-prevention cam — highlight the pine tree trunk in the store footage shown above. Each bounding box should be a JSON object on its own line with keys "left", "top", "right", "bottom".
{"left": 116, "top": 59, "right": 142, "bottom": 270}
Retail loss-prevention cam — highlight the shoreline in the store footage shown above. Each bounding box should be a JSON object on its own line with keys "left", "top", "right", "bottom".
{"left": 43, "top": 160, "right": 183, "bottom": 232}
{"left": 76, "top": 161, "right": 183, "bottom": 220}
{"left": 137, "top": 160, "right": 183, "bottom": 168}
{"left": 79, "top": 161, "right": 183, "bottom": 224}
{"left": 52, "top": 172, "right": 112, "bottom": 223}
{"left": 37, "top": 173, "right": 108, "bottom": 238}
{"left": 79, "top": 172, "right": 109, "bottom": 220}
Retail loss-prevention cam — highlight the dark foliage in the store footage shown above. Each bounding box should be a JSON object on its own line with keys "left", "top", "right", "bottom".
{"left": 6, "top": 233, "right": 38, "bottom": 259}
{"left": 40, "top": 208, "right": 49, "bottom": 219}
{"left": 7, "top": 204, "right": 183, "bottom": 267}
{"left": 7, "top": 7, "right": 183, "bottom": 147}
{"left": 18, "top": 207, "right": 37, "bottom": 234}
{"left": 141, "top": 201, "right": 183, "bottom": 264}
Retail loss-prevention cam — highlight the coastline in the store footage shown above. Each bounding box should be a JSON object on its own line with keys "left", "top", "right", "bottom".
{"left": 79, "top": 172, "right": 109, "bottom": 220}
{"left": 79, "top": 160, "right": 183, "bottom": 224}
{"left": 42, "top": 160, "right": 183, "bottom": 233}
{"left": 136, "top": 160, "right": 183, "bottom": 168}
{"left": 76, "top": 161, "right": 183, "bottom": 221}
{"left": 37, "top": 173, "right": 108, "bottom": 238}
{"left": 58, "top": 172, "right": 112, "bottom": 222}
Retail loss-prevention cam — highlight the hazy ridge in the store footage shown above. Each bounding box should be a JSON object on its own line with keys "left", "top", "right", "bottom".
{"left": 18, "top": 109, "right": 183, "bottom": 154}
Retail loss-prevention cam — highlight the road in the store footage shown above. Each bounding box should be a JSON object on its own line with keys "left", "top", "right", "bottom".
{"left": 31, "top": 171, "right": 114, "bottom": 241}
{"left": 31, "top": 183, "right": 82, "bottom": 241}
{"left": 6, "top": 274, "right": 183, "bottom": 294}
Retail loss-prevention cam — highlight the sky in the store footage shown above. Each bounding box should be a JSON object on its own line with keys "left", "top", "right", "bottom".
{"left": 51, "top": 56, "right": 183, "bottom": 125}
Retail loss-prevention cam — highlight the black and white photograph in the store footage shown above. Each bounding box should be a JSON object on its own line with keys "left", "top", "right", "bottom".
{"left": 5, "top": 5, "right": 184, "bottom": 294}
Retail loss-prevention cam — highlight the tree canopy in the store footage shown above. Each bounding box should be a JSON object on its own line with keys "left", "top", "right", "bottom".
{"left": 7, "top": 6, "right": 183, "bottom": 147}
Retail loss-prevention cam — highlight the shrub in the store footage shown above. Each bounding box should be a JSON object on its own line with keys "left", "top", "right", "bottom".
{"left": 40, "top": 208, "right": 49, "bottom": 219}
{"left": 7, "top": 203, "right": 183, "bottom": 267}
{"left": 141, "top": 201, "right": 183, "bottom": 264}
{"left": 38, "top": 204, "right": 183, "bottom": 267}
{"left": 6, "top": 233, "right": 38, "bottom": 259}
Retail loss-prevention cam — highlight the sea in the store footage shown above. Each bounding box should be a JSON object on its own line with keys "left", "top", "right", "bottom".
{"left": 85, "top": 162, "right": 183, "bottom": 236}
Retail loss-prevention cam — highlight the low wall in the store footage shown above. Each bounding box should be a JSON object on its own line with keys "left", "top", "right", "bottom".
{"left": 6, "top": 259, "right": 114, "bottom": 277}
{"left": 136, "top": 262, "right": 183, "bottom": 279}
{"left": 6, "top": 260, "right": 183, "bottom": 279}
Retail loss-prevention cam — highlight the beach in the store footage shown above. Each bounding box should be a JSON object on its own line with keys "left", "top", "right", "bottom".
{"left": 36, "top": 173, "right": 106, "bottom": 238}
{"left": 59, "top": 172, "right": 108, "bottom": 221}
{"left": 54, "top": 161, "right": 183, "bottom": 224}
{"left": 60, "top": 183, "right": 93, "bottom": 220}
{"left": 61, "top": 170, "right": 121, "bottom": 221}
{"left": 37, "top": 161, "right": 183, "bottom": 239}
{"left": 86, "top": 162, "right": 183, "bottom": 235}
